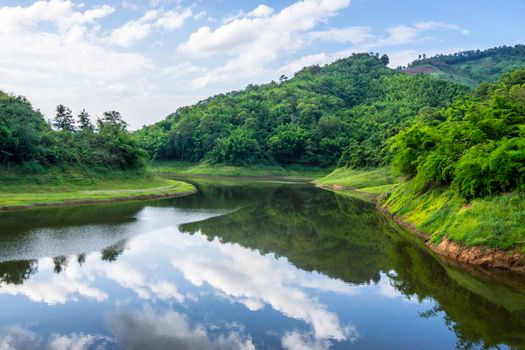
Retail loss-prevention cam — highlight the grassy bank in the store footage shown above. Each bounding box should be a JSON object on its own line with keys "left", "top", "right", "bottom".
{"left": 316, "top": 167, "right": 398, "bottom": 197}
{"left": 380, "top": 180, "right": 525, "bottom": 253}
{"left": 0, "top": 167, "right": 195, "bottom": 209}
{"left": 150, "top": 161, "right": 331, "bottom": 179}
{"left": 317, "top": 167, "right": 525, "bottom": 254}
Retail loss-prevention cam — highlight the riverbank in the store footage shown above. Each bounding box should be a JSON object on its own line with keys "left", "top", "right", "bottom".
{"left": 0, "top": 168, "right": 196, "bottom": 211}
{"left": 150, "top": 161, "right": 331, "bottom": 179}
{"left": 315, "top": 167, "right": 398, "bottom": 200}
{"left": 317, "top": 167, "right": 525, "bottom": 273}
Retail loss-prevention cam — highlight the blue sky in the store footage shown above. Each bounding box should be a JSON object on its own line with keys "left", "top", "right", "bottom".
{"left": 0, "top": 0, "right": 524, "bottom": 128}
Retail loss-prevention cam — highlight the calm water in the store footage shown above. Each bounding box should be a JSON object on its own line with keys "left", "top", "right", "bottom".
{"left": 1, "top": 179, "right": 525, "bottom": 350}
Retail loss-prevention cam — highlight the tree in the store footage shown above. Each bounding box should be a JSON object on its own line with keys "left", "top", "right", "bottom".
{"left": 99, "top": 111, "right": 128, "bottom": 129}
{"left": 77, "top": 109, "right": 94, "bottom": 132}
{"left": 54, "top": 104, "right": 75, "bottom": 131}
{"left": 380, "top": 54, "right": 390, "bottom": 66}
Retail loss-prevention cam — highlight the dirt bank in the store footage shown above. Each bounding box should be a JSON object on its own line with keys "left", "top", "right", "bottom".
{"left": 379, "top": 204, "right": 525, "bottom": 274}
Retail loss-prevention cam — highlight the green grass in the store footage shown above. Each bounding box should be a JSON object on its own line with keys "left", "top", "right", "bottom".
{"left": 150, "top": 161, "right": 331, "bottom": 179}
{"left": 316, "top": 167, "right": 398, "bottom": 194}
{"left": 380, "top": 180, "right": 525, "bottom": 252}
{"left": 0, "top": 167, "right": 195, "bottom": 209}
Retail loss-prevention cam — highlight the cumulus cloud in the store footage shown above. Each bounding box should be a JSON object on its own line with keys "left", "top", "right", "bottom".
{"left": 0, "top": 326, "right": 112, "bottom": 350}
{"left": 0, "top": 256, "right": 107, "bottom": 305}
{"left": 177, "top": 0, "right": 351, "bottom": 88}
{"left": 107, "top": 306, "right": 255, "bottom": 350}
{"left": 170, "top": 232, "right": 357, "bottom": 341}
{"left": 0, "top": 1, "right": 114, "bottom": 34}
{"left": 109, "top": 8, "right": 193, "bottom": 47}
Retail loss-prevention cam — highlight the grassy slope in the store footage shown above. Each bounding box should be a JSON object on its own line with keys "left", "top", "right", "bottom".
{"left": 0, "top": 167, "right": 195, "bottom": 209}
{"left": 150, "top": 161, "right": 331, "bottom": 179}
{"left": 316, "top": 167, "right": 397, "bottom": 195}
{"left": 380, "top": 181, "right": 525, "bottom": 252}
{"left": 318, "top": 167, "right": 525, "bottom": 252}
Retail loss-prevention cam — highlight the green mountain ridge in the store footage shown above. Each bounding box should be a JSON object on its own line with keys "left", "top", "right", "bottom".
{"left": 136, "top": 53, "right": 468, "bottom": 168}
{"left": 402, "top": 44, "right": 525, "bottom": 87}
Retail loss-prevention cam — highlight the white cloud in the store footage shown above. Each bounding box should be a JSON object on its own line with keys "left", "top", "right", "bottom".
{"left": 108, "top": 306, "right": 255, "bottom": 350}
{"left": 109, "top": 8, "right": 192, "bottom": 47}
{"left": 309, "top": 26, "right": 374, "bottom": 44}
{"left": 383, "top": 21, "right": 468, "bottom": 45}
{"left": 248, "top": 4, "right": 275, "bottom": 18}
{"left": 278, "top": 53, "right": 330, "bottom": 76}
{"left": 0, "top": 1, "right": 114, "bottom": 34}
{"left": 0, "top": 326, "right": 112, "bottom": 350}
{"left": 178, "top": 0, "right": 351, "bottom": 88}
{"left": 155, "top": 9, "right": 193, "bottom": 31}
{"left": 281, "top": 331, "right": 332, "bottom": 350}
{"left": 109, "top": 10, "right": 156, "bottom": 47}
{"left": 0, "top": 256, "right": 107, "bottom": 305}
{"left": 171, "top": 232, "right": 357, "bottom": 341}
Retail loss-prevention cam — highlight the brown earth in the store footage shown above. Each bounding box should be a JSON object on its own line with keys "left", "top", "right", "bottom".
{"left": 379, "top": 204, "right": 525, "bottom": 274}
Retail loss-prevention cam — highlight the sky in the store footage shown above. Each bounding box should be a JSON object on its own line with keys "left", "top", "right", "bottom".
{"left": 0, "top": 0, "right": 524, "bottom": 129}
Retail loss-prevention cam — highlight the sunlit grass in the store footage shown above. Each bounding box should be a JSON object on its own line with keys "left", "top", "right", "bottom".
{"left": 0, "top": 167, "right": 195, "bottom": 208}
{"left": 381, "top": 180, "right": 525, "bottom": 251}
{"left": 316, "top": 167, "right": 398, "bottom": 193}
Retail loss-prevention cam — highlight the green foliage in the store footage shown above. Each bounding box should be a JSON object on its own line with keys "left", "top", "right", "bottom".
{"left": 380, "top": 180, "right": 525, "bottom": 251}
{"left": 209, "top": 128, "right": 261, "bottom": 165}
{"left": 0, "top": 92, "right": 48, "bottom": 163}
{"left": 391, "top": 68, "right": 525, "bottom": 199}
{"left": 0, "top": 92, "right": 146, "bottom": 171}
{"left": 136, "top": 53, "right": 468, "bottom": 167}
{"left": 402, "top": 44, "right": 525, "bottom": 87}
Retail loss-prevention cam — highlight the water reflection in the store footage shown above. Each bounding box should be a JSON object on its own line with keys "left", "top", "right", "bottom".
{"left": 0, "top": 179, "right": 524, "bottom": 349}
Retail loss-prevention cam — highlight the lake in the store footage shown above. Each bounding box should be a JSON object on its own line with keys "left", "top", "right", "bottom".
{"left": 0, "top": 178, "right": 524, "bottom": 350}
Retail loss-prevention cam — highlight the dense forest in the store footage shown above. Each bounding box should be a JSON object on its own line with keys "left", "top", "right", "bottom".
{"left": 136, "top": 54, "right": 468, "bottom": 167}
{"left": 390, "top": 68, "right": 525, "bottom": 200}
{"left": 402, "top": 44, "right": 525, "bottom": 86}
{"left": 0, "top": 92, "right": 145, "bottom": 172}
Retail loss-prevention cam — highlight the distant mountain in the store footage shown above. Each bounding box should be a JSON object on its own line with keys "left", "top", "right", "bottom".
{"left": 401, "top": 44, "right": 525, "bottom": 87}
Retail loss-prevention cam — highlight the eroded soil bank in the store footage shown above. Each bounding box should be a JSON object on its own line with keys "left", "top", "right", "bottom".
{"left": 379, "top": 205, "right": 525, "bottom": 274}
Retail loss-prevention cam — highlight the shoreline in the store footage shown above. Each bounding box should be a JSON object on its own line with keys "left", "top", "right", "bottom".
{"left": 319, "top": 184, "right": 525, "bottom": 274}
{"left": 0, "top": 189, "right": 197, "bottom": 212}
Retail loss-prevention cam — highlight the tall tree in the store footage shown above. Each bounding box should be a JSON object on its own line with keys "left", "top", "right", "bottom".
{"left": 53, "top": 104, "right": 75, "bottom": 131}
{"left": 380, "top": 54, "right": 390, "bottom": 66}
{"left": 77, "top": 109, "right": 94, "bottom": 132}
{"left": 98, "top": 111, "right": 127, "bottom": 129}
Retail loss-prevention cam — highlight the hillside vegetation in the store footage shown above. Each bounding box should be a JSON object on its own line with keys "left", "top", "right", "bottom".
{"left": 0, "top": 92, "right": 193, "bottom": 208}
{"left": 137, "top": 54, "right": 468, "bottom": 168}
{"left": 402, "top": 45, "right": 525, "bottom": 87}
{"left": 381, "top": 69, "right": 525, "bottom": 251}
{"left": 0, "top": 92, "right": 146, "bottom": 173}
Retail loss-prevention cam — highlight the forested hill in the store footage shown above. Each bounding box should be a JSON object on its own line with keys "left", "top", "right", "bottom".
{"left": 0, "top": 91, "right": 145, "bottom": 172}
{"left": 401, "top": 44, "right": 525, "bottom": 87}
{"left": 136, "top": 54, "right": 468, "bottom": 168}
